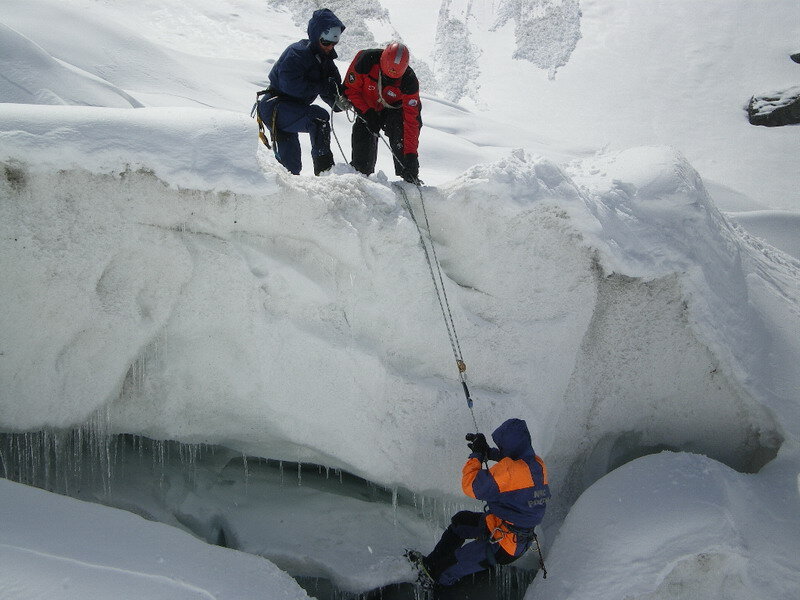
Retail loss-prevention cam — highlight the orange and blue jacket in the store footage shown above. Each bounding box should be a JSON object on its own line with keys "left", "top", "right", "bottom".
{"left": 462, "top": 418, "right": 550, "bottom": 556}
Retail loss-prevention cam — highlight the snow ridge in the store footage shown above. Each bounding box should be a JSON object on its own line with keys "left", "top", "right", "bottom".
{"left": 434, "top": 1, "right": 482, "bottom": 102}
{"left": 0, "top": 22, "right": 142, "bottom": 108}
{"left": 492, "top": 0, "right": 582, "bottom": 79}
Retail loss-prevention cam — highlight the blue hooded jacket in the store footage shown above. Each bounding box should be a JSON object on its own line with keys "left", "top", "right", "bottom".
{"left": 462, "top": 418, "right": 551, "bottom": 529}
{"left": 267, "top": 9, "right": 345, "bottom": 107}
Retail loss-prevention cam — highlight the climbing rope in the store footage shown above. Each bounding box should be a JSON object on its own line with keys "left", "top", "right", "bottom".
{"left": 329, "top": 105, "right": 349, "bottom": 164}
{"left": 393, "top": 183, "right": 479, "bottom": 433}
{"left": 330, "top": 89, "right": 545, "bottom": 577}
{"left": 329, "top": 86, "right": 480, "bottom": 432}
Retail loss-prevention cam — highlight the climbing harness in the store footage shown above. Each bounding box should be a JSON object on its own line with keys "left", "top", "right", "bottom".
{"left": 484, "top": 518, "right": 548, "bottom": 579}
{"left": 251, "top": 90, "right": 271, "bottom": 148}
{"left": 251, "top": 89, "right": 280, "bottom": 158}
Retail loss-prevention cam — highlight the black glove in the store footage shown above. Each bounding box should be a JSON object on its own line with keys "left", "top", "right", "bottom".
{"left": 401, "top": 153, "right": 419, "bottom": 183}
{"left": 466, "top": 433, "right": 490, "bottom": 461}
{"left": 360, "top": 109, "right": 382, "bottom": 134}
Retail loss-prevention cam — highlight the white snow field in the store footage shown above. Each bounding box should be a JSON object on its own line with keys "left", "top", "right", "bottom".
{"left": 0, "top": 477, "right": 312, "bottom": 599}
{"left": 1, "top": 1, "right": 799, "bottom": 599}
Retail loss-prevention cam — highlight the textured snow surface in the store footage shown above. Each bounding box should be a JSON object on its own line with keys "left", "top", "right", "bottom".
{"left": 2, "top": 0, "right": 800, "bottom": 598}
{"left": 2, "top": 110, "right": 796, "bottom": 595}
{"left": 528, "top": 451, "right": 800, "bottom": 600}
{"left": 0, "top": 478, "right": 312, "bottom": 600}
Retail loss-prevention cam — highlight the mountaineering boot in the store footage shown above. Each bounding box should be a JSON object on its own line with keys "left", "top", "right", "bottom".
{"left": 404, "top": 549, "right": 436, "bottom": 591}
{"left": 313, "top": 152, "right": 334, "bottom": 176}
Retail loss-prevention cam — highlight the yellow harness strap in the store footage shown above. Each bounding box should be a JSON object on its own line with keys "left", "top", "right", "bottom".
{"left": 256, "top": 114, "right": 271, "bottom": 148}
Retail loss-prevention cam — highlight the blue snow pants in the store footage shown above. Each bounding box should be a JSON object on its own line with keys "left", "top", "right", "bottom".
{"left": 426, "top": 510, "right": 518, "bottom": 587}
{"left": 257, "top": 96, "right": 331, "bottom": 175}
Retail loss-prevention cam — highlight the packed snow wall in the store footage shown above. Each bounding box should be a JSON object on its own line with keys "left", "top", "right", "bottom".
{"left": 0, "top": 115, "right": 785, "bottom": 501}
{"left": 2, "top": 107, "right": 796, "bottom": 597}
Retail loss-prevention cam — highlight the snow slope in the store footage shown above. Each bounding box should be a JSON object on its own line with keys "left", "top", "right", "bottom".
{"left": 0, "top": 478, "right": 311, "bottom": 600}
{"left": 412, "top": 0, "right": 800, "bottom": 211}
{"left": 2, "top": 1, "right": 800, "bottom": 598}
{"left": 529, "top": 452, "right": 800, "bottom": 600}
{"left": 0, "top": 22, "right": 141, "bottom": 108}
{"left": 3, "top": 104, "right": 797, "bottom": 596}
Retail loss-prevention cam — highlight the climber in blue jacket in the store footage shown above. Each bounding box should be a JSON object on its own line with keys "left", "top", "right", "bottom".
{"left": 407, "top": 419, "right": 551, "bottom": 588}
{"left": 257, "top": 9, "right": 345, "bottom": 175}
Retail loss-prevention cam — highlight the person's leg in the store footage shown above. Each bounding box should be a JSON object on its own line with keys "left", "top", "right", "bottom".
{"left": 305, "top": 105, "right": 332, "bottom": 157}
{"left": 257, "top": 98, "right": 300, "bottom": 175}
{"left": 269, "top": 101, "right": 310, "bottom": 174}
{"left": 273, "top": 131, "right": 301, "bottom": 175}
{"left": 306, "top": 105, "right": 334, "bottom": 175}
{"left": 425, "top": 511, "right": 485, "bottom": 582}
{"left": 382, "top": 109, "right": 406, "bottom": 176}
{"left": 493, "top": 545, "right": 518, "bottom": 565}
{"left": 350, "top": 115, "right": 379, "bottom": 175}
{"left": 435, "top": 538, "right": 494, "bottom": 587}
{"left": 256, "top": 95, "right": 281, "bottom": 126}
{"left": 274, "top": 102, "right": 334, "bottom": 175}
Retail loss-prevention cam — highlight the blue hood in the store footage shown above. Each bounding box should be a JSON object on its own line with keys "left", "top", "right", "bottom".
{"left": 491, "top": 418, "right": 534, "bottom": 460}
{"left": 307, "top": 9, "right": 345, "bottom": 44}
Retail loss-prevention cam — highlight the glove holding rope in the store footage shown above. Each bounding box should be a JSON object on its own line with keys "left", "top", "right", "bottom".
{"left": 400, "top": 153, "right": 420, "bottom": 183}
{"left": 466, "top": 433, "right": 490, "bottom": 462}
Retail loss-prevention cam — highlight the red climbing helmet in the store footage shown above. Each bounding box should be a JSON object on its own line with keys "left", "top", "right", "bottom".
{"left": 380, "top": 42, "right": 410, "bottom": 79}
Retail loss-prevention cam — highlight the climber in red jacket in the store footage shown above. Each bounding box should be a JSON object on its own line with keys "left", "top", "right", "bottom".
{"left": 343, "top": 42, "right": 422, "bottom": 183}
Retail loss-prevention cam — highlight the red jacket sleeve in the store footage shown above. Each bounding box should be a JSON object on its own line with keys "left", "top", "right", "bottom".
{"left": 343, "top": 51, "right": 371, "bottom": 114}
{"left": 401, "top": 89, "right": 421, "bottom": 155}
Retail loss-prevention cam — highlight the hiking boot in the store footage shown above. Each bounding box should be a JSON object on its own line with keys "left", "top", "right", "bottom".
{"left": 404, "top": 549, "right": 436, "bottom": 590}
{"left": 313, "top": 152, "right": 334, "bottom": 176}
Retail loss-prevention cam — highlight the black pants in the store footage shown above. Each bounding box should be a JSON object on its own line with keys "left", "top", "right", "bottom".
{"left": 350, "top": 108, "right": 405, "bottom": 176}
{"left": 425, "top": 511, "right": 517, "bottom": 586}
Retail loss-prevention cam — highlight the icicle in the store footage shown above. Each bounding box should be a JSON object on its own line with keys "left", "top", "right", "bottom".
{"left": 156, "top": 439, "right": 166, "bottom": 488}
{"left": 103, "top": 434, "right": 112, "bottom": 497}
{"left": 0, "top": 442, "right": 7, "bottom": 479}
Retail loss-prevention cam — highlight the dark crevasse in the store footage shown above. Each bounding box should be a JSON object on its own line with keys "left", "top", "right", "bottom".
{"left": 0, "top": 430, "right": 539, "bottom": 600}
